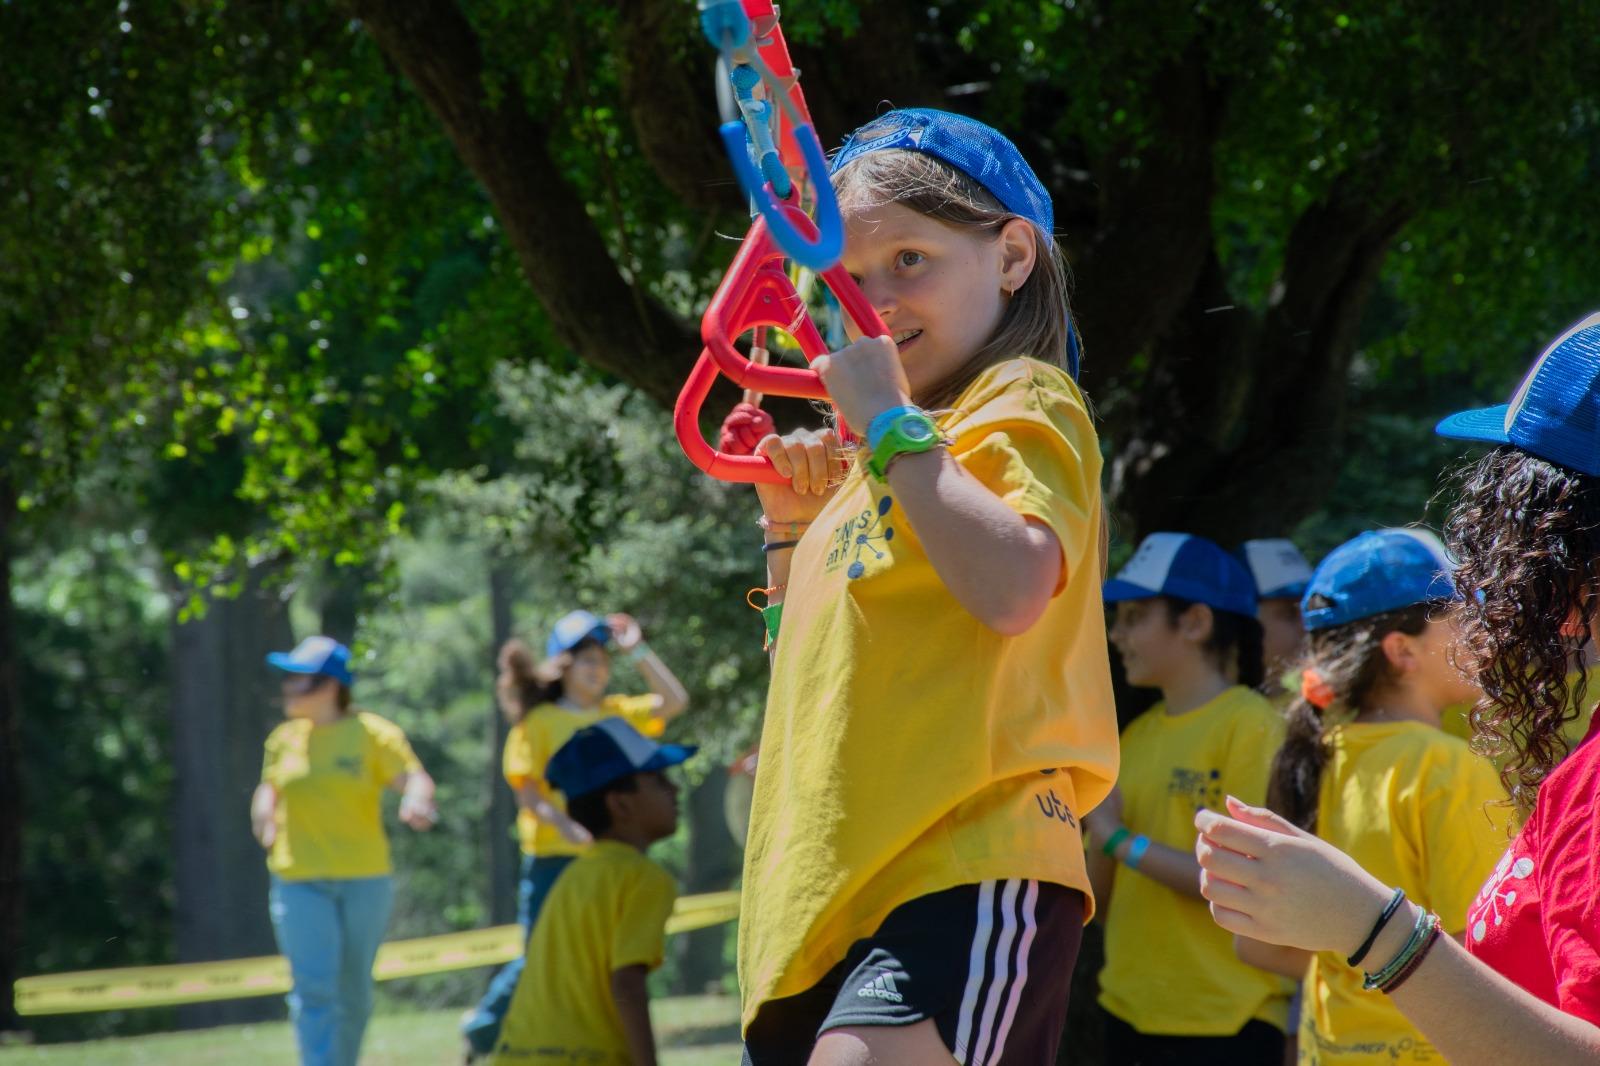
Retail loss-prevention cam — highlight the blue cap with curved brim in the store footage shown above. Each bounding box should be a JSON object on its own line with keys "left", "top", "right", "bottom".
{"left": 1104, "top": 532, "right": 1259, "bottom": 619}
{"left": 266, "top": 636, "right": 354, "bottom": 686}
{"left": 545, "top": 717, "right": 697, "bottom": 800}
{"left": 1435, "top": 312, "right": 1600, "bottom": 475}
{"left": 1237, "top": 538, "right": 1315, "bottom": 600}
{"left": 546, "top": 610, "right": 611, "bottom": 659}
{"left": 1300, "top": 528, "right": 1459, "bottom": 632}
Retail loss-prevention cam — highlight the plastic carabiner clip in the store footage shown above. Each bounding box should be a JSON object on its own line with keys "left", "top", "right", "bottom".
{"left": 718, "top": 119, "right": 843, "bottom": 272}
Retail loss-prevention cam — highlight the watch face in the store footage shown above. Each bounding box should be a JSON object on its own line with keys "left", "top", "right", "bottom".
{"left": 901, "top": 418, "right": 936, "bottom": 443}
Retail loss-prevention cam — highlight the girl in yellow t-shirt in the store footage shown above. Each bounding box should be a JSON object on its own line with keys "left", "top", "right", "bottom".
{"left": 1090, "top": 532, "right": 1291, "bottom": 1064}
{"left": 251, "top": 636, "right": 437, "bottom": 1066}
{"left": 1240, "top": 529, "right": 1504, "bottom": 1066}
{"left": 460, "top": 609, "right": 687, "bottom": 1058}
{"left": 739, "top": 109, "right": 1118, "bottom": 1066}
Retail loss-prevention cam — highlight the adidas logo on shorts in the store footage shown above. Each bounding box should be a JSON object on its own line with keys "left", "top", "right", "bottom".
{"left": 857, "top": 971, "right": 905, "bottom": 1004}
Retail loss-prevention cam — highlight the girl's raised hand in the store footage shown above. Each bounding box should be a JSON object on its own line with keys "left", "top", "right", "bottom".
{"left": 1194, "top": 796, "right": 1394, "bottom": 956}
{"left": 753, "top": 427, "right": 849, "bottom": 525}
{"left": 608, "top": 613, "right": 643, "bottom": 650}
{"left": 812, "top": 335, "right": 911, "bottom": 433}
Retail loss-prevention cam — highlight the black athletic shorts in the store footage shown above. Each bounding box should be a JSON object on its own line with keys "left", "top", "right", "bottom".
{"left": 743, "top": 879, "right": 1085, "bottom": 1066}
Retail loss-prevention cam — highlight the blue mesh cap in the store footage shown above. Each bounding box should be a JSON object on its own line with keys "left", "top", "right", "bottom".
{"left": 1104, "top": 532, "right": 1259, "bottom": 618}
{"left": 1237, "top": 539, "right": 1315, "bottom": 600}
{"left": 546, "top": 610, "right": 611, "bottom": 658}
{"left": 1436, "top": 312, "right": 1600, "bottom": 475}
{"left": 266, "top": 636, "right": 354, "bottom": 686}
{"left": 1300, "top": 529, "right": 1460, "bottom": 632}
{"left": 829, "top": 108, "right": 1053, "bottom": 236}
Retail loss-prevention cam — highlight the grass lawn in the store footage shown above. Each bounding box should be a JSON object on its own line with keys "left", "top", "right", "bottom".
{"left": 0, "top": 995, "right": 742, "bottom": 1065}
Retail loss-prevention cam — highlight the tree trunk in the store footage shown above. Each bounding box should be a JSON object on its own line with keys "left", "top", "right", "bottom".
{"left": 485, "top": 559, "right": 518, "bottom": 926}
{"left": 671, "top": 766, "right": 740, "bottom": 995}
{"left": 0, "top": 481, "right": 22, "bottom": 1032}
{"left": 170, "top": 567, "right": 296, "bottom": 1027}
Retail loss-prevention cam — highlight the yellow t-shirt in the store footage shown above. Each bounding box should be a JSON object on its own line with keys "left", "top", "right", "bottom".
{"left": 1099, "top": 686, "right": 1293, "bottom": 1035}
{"left": 503, "top": 695, "right": 664, "bottom": 857}
{"left": 260, "top": 711, "right": 421, "bottom": 881}
{"left": 492, "top": 839, "right": 678, "bottom": 1066}
{"left": 1299, "top": 721, "right": 1508, "bottom": 1065}
{"left": 1441, "top": 665, "right": 1600, "bottom": 770}
{"left": 737, "top": 358, "right": 1119, "bottom": 1030}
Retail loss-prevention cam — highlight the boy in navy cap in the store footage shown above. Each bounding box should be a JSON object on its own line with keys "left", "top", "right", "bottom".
{"left": 491, "top": 718, "right": 695, "bottom": 1066}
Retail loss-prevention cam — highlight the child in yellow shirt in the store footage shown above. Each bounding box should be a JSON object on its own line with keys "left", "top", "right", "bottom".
{"left": 1241, "top": 529, "right": 1506, "bottom": 1065}
{"left": 739, "top": 109, "right": 1119, "bottom": 1065}
{"left": 1090, "top": 532, "right": 1291, "bottom": 1065}
{"left": 492, "top": 717, "right": 694, "bottom": 1066}
{"left": 463, "top": 610, "right": 687, "bottom": 1057}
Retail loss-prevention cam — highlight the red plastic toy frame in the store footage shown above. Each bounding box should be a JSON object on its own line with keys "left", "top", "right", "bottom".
{"left": 673, "top": 0, "right": 887, "bottom": 483}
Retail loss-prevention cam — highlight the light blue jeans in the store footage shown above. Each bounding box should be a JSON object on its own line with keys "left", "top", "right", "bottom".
{"left": 269, "top": 875, "right": 395, "bottom": 1066}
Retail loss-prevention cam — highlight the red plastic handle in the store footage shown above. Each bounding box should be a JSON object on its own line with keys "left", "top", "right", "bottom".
{"left": 674, "top": 206, "right": 887, "bottom": 483}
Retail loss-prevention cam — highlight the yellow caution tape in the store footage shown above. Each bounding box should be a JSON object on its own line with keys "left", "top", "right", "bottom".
{"left": 14, "top": 890, "right": 740, "bottom": 1016}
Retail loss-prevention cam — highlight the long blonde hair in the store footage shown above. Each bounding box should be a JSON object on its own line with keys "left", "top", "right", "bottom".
{"left": 831, "top": 149, "right": 1079, "bottom": 412}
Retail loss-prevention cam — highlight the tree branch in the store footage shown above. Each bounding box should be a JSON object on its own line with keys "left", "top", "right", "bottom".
{"left": 1110, "top": 172, "right": 1413, "bottom": 540}
{"left": 345, "top": 0, "right": 697, "bottom": 407}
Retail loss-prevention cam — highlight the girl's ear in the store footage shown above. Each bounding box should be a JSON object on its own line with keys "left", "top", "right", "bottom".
{"left": 1379, "top": 630, "right": 1419, "bottom": 675}
{"left": 996, "top": 217, "right": 1039, "bottom": 296}
{"left": 1176, "top": 602, "right": 1216, "bottom": 645}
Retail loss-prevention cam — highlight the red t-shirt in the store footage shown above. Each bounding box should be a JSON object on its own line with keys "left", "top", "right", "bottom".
{"left": 1467, "top": 715, "right": 1600, "bottom": 1022}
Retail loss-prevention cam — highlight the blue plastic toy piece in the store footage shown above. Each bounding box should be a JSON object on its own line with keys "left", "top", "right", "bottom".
{"left": 698, "top": 0, "right": 750, "bottom": 51}
{"left": 717, "top": 120, "right": 844, "bottom": 271}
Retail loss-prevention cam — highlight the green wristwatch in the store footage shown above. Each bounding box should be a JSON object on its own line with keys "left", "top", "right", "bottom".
{"left": 866, "top": 407, "right": 943, "bottom": 480}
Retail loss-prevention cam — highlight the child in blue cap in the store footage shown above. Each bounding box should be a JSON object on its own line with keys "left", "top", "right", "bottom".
{"left": 739, "top": 109, "right": 1117, "bottom": 1065}
{"left": 1238, "top": 538, "right": 1316, "bottom": 683}
{"left": 491, "top": 717, "right": 695, "bottom": 1066}
{"left": 1191, "top": 313, "right": 1600, "bottom": 1063}
{"left": 252, "top": 636, "right": 437, "bottom": 1066}
{"left": 1242, "top": 529, "right": 1504, "bottom": 1065}
{"left": 1087, "top": 532, "right": 1291, "bottom": 1064}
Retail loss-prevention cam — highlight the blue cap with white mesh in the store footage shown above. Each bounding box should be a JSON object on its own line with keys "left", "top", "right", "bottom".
{"left": 830, "top": 108, "right": 1053, "bottom": 235}
{"left": 545, "top": 717, "right": 698, "bottom": 800}
{"left": 266, "top": 636, "right": 354, "bottom": 686}
{"left": 1300, "top": 528, "right": 1459, "bottom": 632}
{"left": 829, "top": 108, "right": 1080, "bottom": 378}
{"left": 1237, "top": 539, "right": 1315, "bottom": 600}
{"left": 546, "top": 610, "right": 611, "bottom": 659}
{"left": 1103, "top": 532, "right": 1259, "bottom": 618}
{"left": 1435, "top": 312, "right": 1600, "bottom": 476}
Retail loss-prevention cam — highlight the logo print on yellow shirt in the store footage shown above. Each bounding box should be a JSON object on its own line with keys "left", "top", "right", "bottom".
{"left": 1035, "top": 787, "right": 1078, "bottom": 828}
{"left": 1167, "top": 767, "right": 1223, "bottom": 811}
{"left": 825, "top": 495, "right": 896, "bottom": 579}
{"left": 335, "top": 755, "right": 362, "bottom": 777}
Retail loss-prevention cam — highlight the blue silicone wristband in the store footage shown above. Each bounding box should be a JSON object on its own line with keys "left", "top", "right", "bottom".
{"left": 866, "top": 405, "right": 923, "bottom": 451}
{"left": 1125, "top": 834, "right": 1152, "bottom": 870}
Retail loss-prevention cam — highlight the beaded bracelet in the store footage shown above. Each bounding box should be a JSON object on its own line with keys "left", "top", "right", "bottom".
{"left": 1362, "top": 908, "right": 1439, "bottom": 992}
{"left": 757, "top": 516, "right": 811, "bottom": 538}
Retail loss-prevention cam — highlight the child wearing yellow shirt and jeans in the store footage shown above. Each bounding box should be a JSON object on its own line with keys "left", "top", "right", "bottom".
{"left": 251, "top": 636, "right": 437, "bottom": 1066}
{"left": 491, "top": 717, "right": 694, "bottom": 1066}
{"left": 463, "top": 610, "right": 688, "bottom": 1057}
{"left": 1089, "top": 533, "right": 1291, "bottom": 1065}
{"left": 1239, "top": 529, "right": 1506, "bottom": 1065}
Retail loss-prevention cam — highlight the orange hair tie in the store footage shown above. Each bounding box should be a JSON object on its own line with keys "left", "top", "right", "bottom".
{"left": 1301, "top": 668, "right": 1336, "bottom": 710}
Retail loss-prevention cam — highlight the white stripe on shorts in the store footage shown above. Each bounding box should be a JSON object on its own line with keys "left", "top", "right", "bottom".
{"left": 953, "top": 881, "right": 997, "bottom": 1064}
{"left": 987, "top": 879, "right": 1039, "bottom": 1063}
{"left": 971, "top": 878, "right": 1021, "bottom": 1064}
